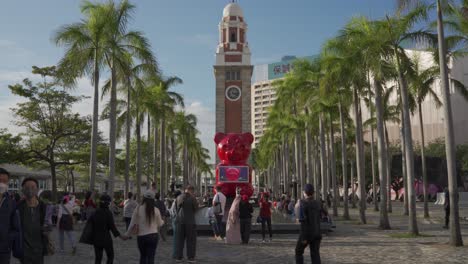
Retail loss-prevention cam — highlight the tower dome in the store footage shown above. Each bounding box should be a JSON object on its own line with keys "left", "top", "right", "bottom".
{"left": 223, "top": 2, "right": 244, "bottom": 17}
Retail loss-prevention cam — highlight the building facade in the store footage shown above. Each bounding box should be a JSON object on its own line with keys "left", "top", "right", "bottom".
{"left": 214, "top": 2, "right": 253, "bottom": 135}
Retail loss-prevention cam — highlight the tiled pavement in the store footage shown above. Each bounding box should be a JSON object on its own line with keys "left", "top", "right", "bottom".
{"left": 11, "top": 202, "right": 468, "bottom": 263}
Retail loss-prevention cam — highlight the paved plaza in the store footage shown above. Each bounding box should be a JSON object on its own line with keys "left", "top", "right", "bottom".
{"left": 10, "top": 202, "right": 468, "bottom": 264}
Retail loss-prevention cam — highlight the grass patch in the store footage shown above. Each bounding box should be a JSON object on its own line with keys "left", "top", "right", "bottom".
{"left": 388, "top": 233, "right": 434, "bottom": 238}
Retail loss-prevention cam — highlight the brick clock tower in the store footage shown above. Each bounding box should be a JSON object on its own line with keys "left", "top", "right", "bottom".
{"left": 214, "top": 2, "right": 253, "bottom": 136}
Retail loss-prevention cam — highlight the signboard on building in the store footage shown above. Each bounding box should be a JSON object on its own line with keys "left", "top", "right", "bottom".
{"left": 267, "top": 56, "right": 315, "bottom": 80}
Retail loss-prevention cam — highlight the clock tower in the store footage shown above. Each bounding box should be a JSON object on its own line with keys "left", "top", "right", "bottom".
{"left": 214, "top": 2, "right": 253, "bottom": 134}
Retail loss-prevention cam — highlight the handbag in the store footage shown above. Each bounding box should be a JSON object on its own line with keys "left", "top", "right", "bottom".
{"left": 79, "top": 216, "right": 94, "bottom": 245}
{"left": 213, "top": 195, "right": 222, "bottom": 215}
{"left": 130, "top": 206, "right": 140, "bottom": 235}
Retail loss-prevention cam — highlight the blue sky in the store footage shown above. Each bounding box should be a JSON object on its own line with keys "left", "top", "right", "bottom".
{"left": 0, "top": 0, "right": 397, "bottom": 162}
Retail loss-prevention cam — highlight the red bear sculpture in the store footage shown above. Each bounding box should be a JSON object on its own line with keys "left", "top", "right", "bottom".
{"left": 214, "top": 132, "right": 254, "bottom": 198}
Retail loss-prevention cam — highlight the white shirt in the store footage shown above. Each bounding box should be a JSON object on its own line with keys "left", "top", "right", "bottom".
{"left": 123, "top": 199, "right": 138, "bottom": 218}
{"left": 125, "top": 205, "right": 164, "bottom": 237}
{"left": 212, "top": 192, "right": 226, "bottom": 216}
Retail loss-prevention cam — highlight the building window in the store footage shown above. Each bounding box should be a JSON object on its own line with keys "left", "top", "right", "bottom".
{"left": 38, "top": 180, "right": 46, "bottom": 190}
{"left": 226, "top": 71, "right": 240, "bottom": 81}
{"left": 230, "top": 32, "right": 237, "bottom": 42}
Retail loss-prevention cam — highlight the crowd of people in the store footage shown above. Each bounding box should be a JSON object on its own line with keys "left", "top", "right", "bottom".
{"left": 0, "top": 166, "right": 326, "bottom": 264}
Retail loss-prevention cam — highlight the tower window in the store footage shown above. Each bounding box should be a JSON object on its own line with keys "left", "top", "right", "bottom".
{"left": 230, "top": 32, "right": 237, "bottom": 42}
{"left": 226, "top": 71, "right": 241, "bottom": 81}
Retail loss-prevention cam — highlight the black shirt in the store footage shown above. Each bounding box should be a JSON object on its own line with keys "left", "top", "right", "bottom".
{"left": 239, "top": 201, "right": 253, "bottom": 219}
{"left": 299, "top": 198, "right": 322, "bottom": 241}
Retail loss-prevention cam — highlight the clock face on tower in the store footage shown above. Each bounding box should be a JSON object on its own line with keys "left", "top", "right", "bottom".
{"left": 225, "top": 86, "right": 241, "bottom": 101}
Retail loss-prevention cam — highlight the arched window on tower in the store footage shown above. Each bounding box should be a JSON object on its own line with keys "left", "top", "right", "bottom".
{"left": 230, "top": 32, "right": 237, "bottom": 43}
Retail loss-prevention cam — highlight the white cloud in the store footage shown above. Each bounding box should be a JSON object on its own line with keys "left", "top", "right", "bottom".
{"left": 185, "top": 100, "right": 216, "bottom": 163}
{"left": 0, "top": 40, "right": 39, "bottom": 69}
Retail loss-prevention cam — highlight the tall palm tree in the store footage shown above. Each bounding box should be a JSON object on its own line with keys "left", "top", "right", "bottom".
{"left": 399, "top": 0, "right": 463, "bottom": 246}
{"left": 54, "top": 1, "right": 111, "bottom": 191}
{"left": 408, "top": 59, "right": 442, "bottom": 218}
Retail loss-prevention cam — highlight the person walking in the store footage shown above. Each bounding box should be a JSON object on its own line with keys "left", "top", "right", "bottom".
{"left": 174, "top": 185, "right": 199, "bottom": 263}
{"left": 84, "top": 191, "right": 97, "bottom": 220}
{"left": 225, "top": 188, "right": 241, "bottom": 244}
{"left": 0, "top": 168, "right": 21, "bottom": 264}
{"left": 89, "top": 194, "right": 127, "bottom": 264}
{"left": 154, "top": 192, "right": 168, "bottom": 242}
{"left": 443, "top": 188, "right": 450, "bottom": 229}
{"left": 212, "top": 186, "right": 226, "bottom": 240}
{"left": 259, "top": 192, "right": 273, "bottom": 242}
{"left": 17, "top": 178, "right": 49, "bottom": 264}
{"left": 57, "top": 195, "right": 77, "bottom": 254}
{"left": 239, "top": 194, "right": 253, "bottom": 244}
{"left": 125, "top": 190, "right": 164, "bottom": 264}
{"left": 294, "top": 184, "right": 322, "bottom": 264}
{"left": 123, "top": 192, "right": 138, "bottom": 232}
{"left": 169, "top": 190, "right": 182, "bottom": 259}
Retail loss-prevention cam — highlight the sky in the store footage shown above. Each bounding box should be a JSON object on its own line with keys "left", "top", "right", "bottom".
{"left": 0, "top": 0, "right": 397, "bottom": 163}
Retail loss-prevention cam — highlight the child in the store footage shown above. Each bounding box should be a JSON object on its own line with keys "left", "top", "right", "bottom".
{"left": 206, "top": 206, "right": 220, "bottom": 240}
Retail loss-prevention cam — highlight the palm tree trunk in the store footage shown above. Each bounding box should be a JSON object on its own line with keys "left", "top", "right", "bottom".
{"left": 351, "top": 158, "right": 356, "bottom": 208}
{"left": 306, "top": 127, "right": 313, "bottom": 185}
{"left": 136, "top": 112, "right": 142, "bottom": 200}
{"left": 171, "top": 136, "right": 176, "bottom": 185}
{"left": 124, "top": 85, "right": 131, "bottom": 198}
{"left": 400, "top": 121, "right": 409, "bottom": 215}
{"left": 339, "top": 102, "right": 350, "bottom": 219}
{"left": 385, "top": 124, "right": 392, "bottom": 213}
{"left": 183, "top": 144, "right": 188, "bottom": 186}
{"left": 294, "top": 132, "right": 301, "bottom": 198}
{"left": 371, "top": 126, "right": 379, "bottom": 211}
{"left": 147, "top": 116, "right": 152, "bottom": 189}
{"left": 153, "top": 121, "right": 159, "bottom": 187}
{"left": 436, "top": 0, "right": 463, "bottom": 246}
{"left": 89, "top": 50, "right": 99, "bottom": 192}
{"left": 369, "top": 89, "right": 378, "bottom": 212}
{"left": 374, "top": 80, "right": 390, "bottom": 229}
{"left": 284, "top": 139, "right": 290, "bottom": 195}
{"left": 396, "top": 55, "right": 418, "bottom": 235}
{"left": 329, "top": 117, "right": 338, "bottom": 217}
{"left": 314, "top": 137, "right": 321, "bottom": 201}
{"left": 319, "top": 113, "right": 328, "bottom": 200}
{"left": 290, "top": 138, "right": 296, "bottom": 199}
{"left": 160, "top": 119, "right": 166, "bottom": 199}
{"left": 353, "top": 88, "right": 366, "bottom": 224}
{"left": 418, "top": 104, "right": 429, "bottom": 218}
{"left": 108, "top": 66, "right": 117, "bottom": 196}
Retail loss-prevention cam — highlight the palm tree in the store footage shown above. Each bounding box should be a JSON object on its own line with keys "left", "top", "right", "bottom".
{"left": 408, "top": 58, "right": 441, "bottom": 218}
{"left": 54, "top": 1, "right": 110, "bottom": 191}
{"left": 399, "top": 0, "right": 463, "bottom": 246}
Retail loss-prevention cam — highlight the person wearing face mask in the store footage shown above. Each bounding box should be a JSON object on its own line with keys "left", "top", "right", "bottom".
{"left": 0, "top": 168, "right": 21, "bottom": 264}
{"left": 16, "top": 177, "right": 48, "bottom": 264}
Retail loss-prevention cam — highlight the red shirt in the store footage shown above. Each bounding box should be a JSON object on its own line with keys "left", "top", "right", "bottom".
{"left": 84, "top": 199, "right": 96, "bottom": 208}
{"left": 259, "top": 199, "right": 271, "bottom": 218}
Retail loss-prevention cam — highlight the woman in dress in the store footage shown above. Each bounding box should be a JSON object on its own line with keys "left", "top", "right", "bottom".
{"left": 225, "top": 188, "right": 242, "bottom": 244}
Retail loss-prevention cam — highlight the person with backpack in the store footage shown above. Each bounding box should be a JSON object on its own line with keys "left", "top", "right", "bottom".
{"left": 125, "top": 190, "right": 164, "bottom": 264}
{"left": 294, "top": 184, "right": 322, "bottom": 264}
{"left": 212, "top": 186, "right": 226, "bottom": 240}
{"left": 57, "top": 195, "right": 77, "bottom": 254}
{"left": 174, "top": 185, "right": 199, "bottom": 263}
